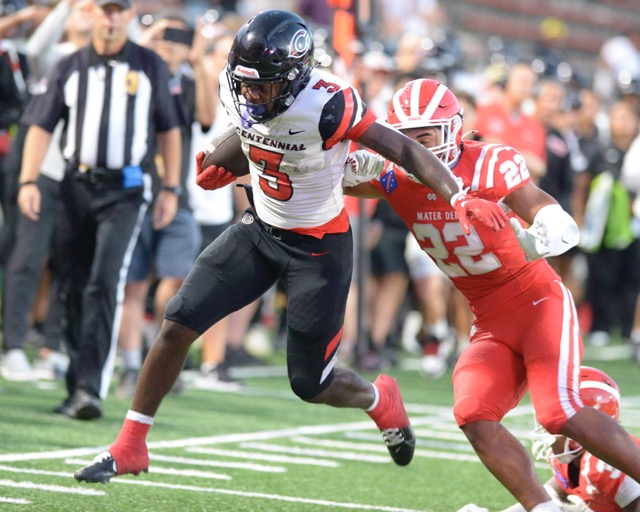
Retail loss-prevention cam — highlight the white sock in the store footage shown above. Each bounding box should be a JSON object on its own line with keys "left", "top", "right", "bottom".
{"left": 126, "top": 409, "right": 154, "bottom": 426}
{"left": 366, "top": 383, "right": 380, "bottom": 412}
{"left": 530, "top": 501, "right": 561, "bottom": 512}
{"left": 429, "top": 319, "right": 449, "bottom": 341}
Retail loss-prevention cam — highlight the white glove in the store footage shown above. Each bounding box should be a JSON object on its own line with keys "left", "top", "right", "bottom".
{"left": 343, "top": 149, "right": 386, "bottom": 187}
{"left": 457, "top": 504, "right": 490, "bottom": 512}
{"left": 510, "top": 217, "right": 549, "bottom": 260}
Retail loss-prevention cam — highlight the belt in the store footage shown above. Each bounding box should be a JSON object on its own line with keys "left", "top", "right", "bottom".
{"left": 73, "top": 166, "right": 123, "bottom": 184}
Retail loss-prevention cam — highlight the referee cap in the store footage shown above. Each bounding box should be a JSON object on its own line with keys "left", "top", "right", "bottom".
{"left": 95, "top": 0, "right": 132, "bottom": 8}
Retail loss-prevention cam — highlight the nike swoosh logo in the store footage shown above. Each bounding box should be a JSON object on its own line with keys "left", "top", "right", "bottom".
{"left": 288, "top": 129, "right": 305, "bottom": 135}
{"left": 311, "top": 251, "right": 330, "bottom": 257}
{"left": 532, "top": 298, "right": 549, "bottom": 306}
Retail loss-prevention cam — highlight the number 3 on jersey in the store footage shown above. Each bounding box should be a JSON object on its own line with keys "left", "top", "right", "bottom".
{"left": 249, "top": 145, "right": 293, "bottom": 201}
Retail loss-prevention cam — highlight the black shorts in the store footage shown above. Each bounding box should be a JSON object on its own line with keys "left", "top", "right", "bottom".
{"left": 370, "top": 226, "right": 409, "bottom": 275}
{"left": 165, "top": 208, "right": 353, "bottom": 393}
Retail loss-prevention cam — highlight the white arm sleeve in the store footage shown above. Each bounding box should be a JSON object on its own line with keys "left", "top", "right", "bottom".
{"left": 536, "top": 204, "right": 580, "bottom": 257}
{"left": 510, "top": 204, "right": 580, "bottom": 260}
{"left": 615, "top": 475, "right": 640, "bottom": 509}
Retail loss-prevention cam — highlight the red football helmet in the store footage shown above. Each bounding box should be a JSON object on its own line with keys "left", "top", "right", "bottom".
{"left": 532, "top": 366, "right": 621, "bottom": 463}
{"left": 386, "top": 79, "right": 463, "bottom": 163}
{"left": 578, "top": 366, "right": 620, "bottom": 420}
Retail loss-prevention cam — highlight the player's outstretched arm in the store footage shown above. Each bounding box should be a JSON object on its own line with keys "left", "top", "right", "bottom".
{"left": 356, "top": 121, "right": 507, "bottom": 234}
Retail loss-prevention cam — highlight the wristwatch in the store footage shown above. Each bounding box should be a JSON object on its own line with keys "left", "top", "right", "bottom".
{"left": 162, "top": 185, "right": 183, "bottom": 196}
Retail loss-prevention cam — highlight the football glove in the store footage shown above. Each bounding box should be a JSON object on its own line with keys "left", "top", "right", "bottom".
{"left": 195, "top": 151, "right": 237, "bottom": 190}
{"left": 510, "top": 204, "right": 579, "bottom": 260}
{"left": 451, "top": 192, "right": 508, "bottom": 235}
{"left": 343, "top": 149, "right": 386, "bottom": 187}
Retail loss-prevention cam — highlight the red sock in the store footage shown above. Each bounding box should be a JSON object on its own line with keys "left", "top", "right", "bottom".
{"left": 109, "top": 418, "right": 151, "bottom": 475}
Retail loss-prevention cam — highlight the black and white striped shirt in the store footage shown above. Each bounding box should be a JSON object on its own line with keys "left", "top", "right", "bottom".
{"left": 23, "top": 40, "right": 180, "bottom": 171}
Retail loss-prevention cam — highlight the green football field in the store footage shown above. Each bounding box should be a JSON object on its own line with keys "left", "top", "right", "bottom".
{"left": 0, "top": 346, "right": 638, "bottom": 512}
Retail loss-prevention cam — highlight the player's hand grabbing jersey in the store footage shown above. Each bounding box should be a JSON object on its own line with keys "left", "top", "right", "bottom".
{"left": 219, "top": 67, "right": 375, "bottom": 231}
{"left": 370, "top": 140, "right": 559, "bottom": 315}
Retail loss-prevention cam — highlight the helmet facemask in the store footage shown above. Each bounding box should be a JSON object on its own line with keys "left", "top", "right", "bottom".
{"left": 531, "top": 423, "right": 584, "bottom": 464}
{"left": 227, "top": 63, "right": 310, "bottom": 126}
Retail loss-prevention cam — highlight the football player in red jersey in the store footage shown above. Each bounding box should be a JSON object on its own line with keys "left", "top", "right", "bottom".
{"left": 74, "top": 10, "right": 508, "bottom": 483}
{"left": 345, "top": 78, "right": 640, "bottom": 512}
{"left": 461, "top": 366, "right": 640, "bottom": 512}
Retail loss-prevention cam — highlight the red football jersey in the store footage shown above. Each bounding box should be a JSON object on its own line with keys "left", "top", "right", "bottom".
{"left": 549, "top": 435, "right": 640, "bottom": 511}
{"left": 371, "top": 140, "right": 558, "bottom": 317}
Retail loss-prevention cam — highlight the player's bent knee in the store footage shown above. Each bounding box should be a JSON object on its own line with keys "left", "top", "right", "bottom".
{"left": 290, "top": 376, "right": 322, "bottom": 401}
{"left": 453, "top": 394, "right": 504, "bottom": 427}
{"left": 535, "top": 410, "right": 570, "bottom": 435}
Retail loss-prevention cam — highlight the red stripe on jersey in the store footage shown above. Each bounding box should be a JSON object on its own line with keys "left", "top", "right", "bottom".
{"left": 346, "top": 109, "right": 376, "bottom": 141}
{"left": 325, "top": 327, "right": 343, "bottom": 361}
{"left": 326, "top": 88, "right": 357, "bottom": 149}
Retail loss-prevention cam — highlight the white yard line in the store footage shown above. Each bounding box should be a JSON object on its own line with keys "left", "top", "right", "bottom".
{"left": 188, "top": 446, "right": 339, "bottom": 467}
{"left": 96, "top": 478, "right": 429, "bottom": 512}
{"left": 0, "top": 497, "right": 31, "bottom": 504}
{"left": 0, "top": 479, "right": 105, "bottom": 496}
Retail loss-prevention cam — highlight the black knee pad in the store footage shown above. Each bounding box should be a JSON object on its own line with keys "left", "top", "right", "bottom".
{"left": 165, "top": 294, "right": 183, "bottom": 317}
{"left": 290, "top": 375, "right": 321, "bottom": 401}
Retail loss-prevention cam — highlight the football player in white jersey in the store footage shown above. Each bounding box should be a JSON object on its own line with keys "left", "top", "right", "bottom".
{"left": 74, "top": 10, "right": 508, "bottom": 483}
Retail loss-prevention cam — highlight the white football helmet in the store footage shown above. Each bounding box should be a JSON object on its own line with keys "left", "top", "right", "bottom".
{"left": 531, "top": 366, "right": 621, "bottom": 464}
{"left": 386, "top": 78, "right": 463, "bottom": 164}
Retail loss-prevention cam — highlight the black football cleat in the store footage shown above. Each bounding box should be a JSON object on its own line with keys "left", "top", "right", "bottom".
{"left": 368, "top": 375, "right": 416, "bottom": 466}
{"left": 74, "top": 452, "right": 147, "bottom": 484}
{"left": 381, "top": 426, "right": 416, "bottom": 466}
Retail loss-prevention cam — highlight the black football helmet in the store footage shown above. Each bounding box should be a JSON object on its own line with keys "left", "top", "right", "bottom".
{"left": 226, "top": 10, "right": 314, "bottom": 124}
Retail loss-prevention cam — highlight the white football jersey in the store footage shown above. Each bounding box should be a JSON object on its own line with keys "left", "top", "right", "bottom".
{"left": 219, "top": 67, "right": 374, "bottom": 229}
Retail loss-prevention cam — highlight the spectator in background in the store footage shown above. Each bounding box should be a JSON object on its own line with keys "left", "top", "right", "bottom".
{"left": 376, "top": 0, "right": 444, "bottom": 53}
{"left": 1, "top": 0, "right": 93, "bottom": 382}
{"left": 594, "top": 29, "right": 640, "bottom": 104}
{"left": 186, "top": 30, "right": 253, "bottom": 390}
{"left": 621, "top": 127, "right": 640, "bottom": 361}
{"left": 359, "top": 199, "right": 410, "bottom": 370}
{"left": 116, "top": 11, "right": 216, "bottom": 398}
{"left": 476, "top": 62, "right": 547, "bottom": 181}
{"left": 573, "top": 100, "right": 640, "bottom": 348}
{"left": 0, "top": 3, "right": 48, "bottom": 264}
{"left": 17, "top": 0, "right": 181, "bottom": 419}
{"left": 532, "top": 78, "right": 582, "bottom": 305}
{"left": 574, "top": 88, "right": 604, "bottom": 166}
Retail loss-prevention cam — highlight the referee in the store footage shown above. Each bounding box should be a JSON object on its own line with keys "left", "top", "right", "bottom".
{"left": 17, "top": 0, "right": 182, "bottom": 420}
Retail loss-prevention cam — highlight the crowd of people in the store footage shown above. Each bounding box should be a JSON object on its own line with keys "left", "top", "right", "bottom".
{"left": 1, "top": 1, "right": 640, "bottom": 511}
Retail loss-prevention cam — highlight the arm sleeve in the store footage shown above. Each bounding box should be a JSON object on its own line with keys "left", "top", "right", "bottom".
{"left": 615, "top": 475, "right": 640, "bottom": 509}
{"left": 25, "top": 1, "right": 71, "bottom": 82}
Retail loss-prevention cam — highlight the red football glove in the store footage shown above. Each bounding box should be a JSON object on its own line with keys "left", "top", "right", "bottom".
{"left": 109, "top": 418, "right": 151, "bottom": 475}
{"left": 195, "top": 151, "right": 237, "bottom": 191}
{"left": 451, "top": 192, "right": 508, "bottom": 235}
